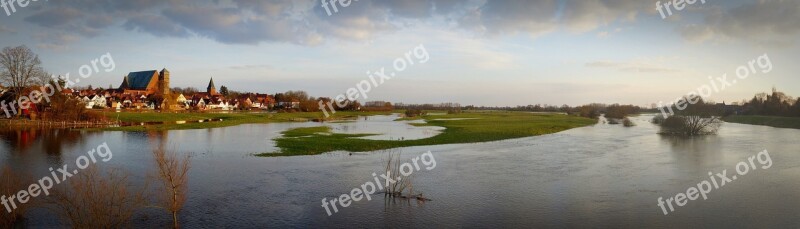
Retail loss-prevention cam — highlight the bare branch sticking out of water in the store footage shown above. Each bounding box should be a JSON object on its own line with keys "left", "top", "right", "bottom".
{"left": 382, "top": 153, "right": 431, "bottom": 202}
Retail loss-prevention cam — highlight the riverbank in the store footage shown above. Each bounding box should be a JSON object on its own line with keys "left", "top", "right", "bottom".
{"left": 258, "top": 112, "right": 596, "bottom": 156}
{"left": 0, "top": 119, "right": 119, "bottom": 129}
{"left": 723, "top": 115, "right": 800, "bottom": 129}
{"left": 100, "top": 111, "right": 394, "bottom": 131}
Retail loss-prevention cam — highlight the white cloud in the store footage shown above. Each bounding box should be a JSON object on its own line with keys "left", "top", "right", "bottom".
{"left": 585, "top": 58, "right": 681, "bottom": 74}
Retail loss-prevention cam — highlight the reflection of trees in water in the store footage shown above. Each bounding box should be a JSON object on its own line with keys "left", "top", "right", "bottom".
{"left": 0, "top": 128, "right": 96, "bottom": 164}
{"left": 659, "top": 134, "right": 724, "bottom": 168}
{"left": 0, "top": 128, "right": 97, "bottom": 168}
{"left": 41, "top": 129, "right": 87, "bottom": 155}
{"left": 0, "top": 128, "right": 91, "bottom": 156}
{"left": 0, "top": 128, "right": 42, "bottom": 152}
{"left": 659, "top": 135, "right": 715, "bottom": 151}
{"left": 146, "top": 130, "right": 169, "bottom": 150}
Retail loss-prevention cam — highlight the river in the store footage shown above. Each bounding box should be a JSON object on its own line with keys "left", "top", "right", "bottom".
{"left": 1, "top": 114, "right": 798, "bottom": 228}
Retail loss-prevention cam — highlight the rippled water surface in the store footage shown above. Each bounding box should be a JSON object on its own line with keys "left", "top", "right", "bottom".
{"left": 1, "top": 114, "right": 799, "bottom": 228}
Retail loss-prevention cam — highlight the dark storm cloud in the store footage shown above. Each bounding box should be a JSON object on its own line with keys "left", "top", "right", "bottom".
{"left": 680, "top": 0, "right": 800, "bottom": 45}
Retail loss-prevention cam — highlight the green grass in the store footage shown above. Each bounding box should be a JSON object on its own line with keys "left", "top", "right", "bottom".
{"left": 257, "top": 112, "right": 596, "bottom": 157}
{"left": 98, "top": 111, "right": 393, "bottom": 131}
{"left": 723, "top": 115, "right": 800, "bottom": 129}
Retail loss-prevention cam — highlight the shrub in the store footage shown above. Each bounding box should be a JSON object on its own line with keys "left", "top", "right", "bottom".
{"left": 659, "top": 115, "right": 721, "bottom": 136}
{"left": 47, "top": 166, "right": 147, "bottom": 228}
{"left": 605, "top": 104, "right": 639, "bottom": 119}
{"left": 0, "top": 167, "right": 33, "bottom": 226}
{"left": 623, "top": 117, "right": 635, "bottom": 127}
{"left": 405, "top": 109, "right": 425, "bottom": 117}
{"left": 41, "top": 93, "right": 104, "bottom": 121}
{"left": 651, "top": 114, "right": 666, "bottom": 124}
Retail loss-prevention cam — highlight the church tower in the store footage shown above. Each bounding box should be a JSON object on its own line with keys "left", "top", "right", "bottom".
{"left": 207, "top": 77, "right": 217, "bottom": 95}
{"left": 159, "top": 68, "right": 171, "bottom": 95}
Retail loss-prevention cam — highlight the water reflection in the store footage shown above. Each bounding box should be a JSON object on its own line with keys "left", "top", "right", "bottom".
{"left": 0, "top": 128, "right": 99, "bottom": 168}
{"left": 326, "top": 115, "right": 444, "bottom": 140}
{"left": 0, "top": 114, "right": 798, "bottom": 228}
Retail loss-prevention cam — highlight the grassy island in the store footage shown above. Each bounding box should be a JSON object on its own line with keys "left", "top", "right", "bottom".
{"left": 258, "top": 112, "right": 595, "bottom": 156}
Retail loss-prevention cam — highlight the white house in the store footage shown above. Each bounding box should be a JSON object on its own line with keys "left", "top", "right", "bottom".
{"left": 89, "top": 95, "right": 107, "bottom": 108}
{"left": 176, "top": 94, "right": 188, "bottom": 107}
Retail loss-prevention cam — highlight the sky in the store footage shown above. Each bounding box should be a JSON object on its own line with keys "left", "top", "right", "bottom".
{"left": 0, "top": 0, "right": 798, "bottom": 107}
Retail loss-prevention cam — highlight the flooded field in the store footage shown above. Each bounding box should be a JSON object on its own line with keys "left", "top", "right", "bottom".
{"left": 1, "top": 114, "right": 799, "bottom": 227}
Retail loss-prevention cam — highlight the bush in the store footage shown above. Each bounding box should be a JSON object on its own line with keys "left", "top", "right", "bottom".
{"left": 605, "top": 104, "right": 639, "bottom": 119}
{"left": 0, "top": 167, "right": 33, "bottom": 226}
{"left": 659, "top": 115, "right": 721, "bottom": 136}
{"left": 623, "top": 117, "right": 635, "bottom": 127}
{"left": 574, "top": 105, "right": 600, "bottom": 119}
{"left": 405, "top": 109, "right": 425, "bottom": 117}
{"left": 40, "top": 93, "right": 105, "bottom": 121}
{"left": 48, "top": 166, "right": 146, "bottom": 228}
{"left": 651, "top": 114, "right": 666, "bottom": 124}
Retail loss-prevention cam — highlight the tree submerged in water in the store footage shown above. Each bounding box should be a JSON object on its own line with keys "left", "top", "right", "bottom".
{"left": 657, "top": 97, "right": 722, "bottom": 136}
{"left": 623, "top": 117, "right": 636, "bottom": 127}
{"left": 659, "top": 115, "right": 722, "bottom": 135}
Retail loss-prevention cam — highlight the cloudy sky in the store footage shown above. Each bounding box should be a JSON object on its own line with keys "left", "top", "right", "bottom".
{"left": 1, "top": 0, "right": 798, "bottom": 106}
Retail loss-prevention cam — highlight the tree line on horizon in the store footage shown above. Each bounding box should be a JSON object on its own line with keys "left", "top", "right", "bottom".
{"left": 737, "top": 88, "right": 800, "bottom": 117}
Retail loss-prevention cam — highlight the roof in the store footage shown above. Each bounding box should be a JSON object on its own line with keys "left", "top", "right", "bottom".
{"left": 207, "top": 78, "right": 216, "bottom": 90}
{"left": 119, "top": 76, "right": 130, "bottom": 89}
{"left": 124, "top": 70, "right": 158, "bottom": 90}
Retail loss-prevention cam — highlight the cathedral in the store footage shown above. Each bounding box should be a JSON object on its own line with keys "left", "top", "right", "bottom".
{"left": 118, "top": 68, "right": 171, "bottom": 96}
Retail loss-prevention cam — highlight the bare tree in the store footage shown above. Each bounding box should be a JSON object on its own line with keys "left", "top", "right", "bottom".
{"left": 0, "top": 45, "right": 44, "bottom": 117}
{"left": 660, "top": 115, "right": 722, "bottom": 136}
{"left": 152, "top": 148, "right": 191, "bottom": 229}
{"left": 659, "top": 97, "right": 722, "bottom": 136}
{"left": 32, "top": 70, "right": 52, "bottom": 87}
{"left": 0, "top": 167, "right": 33, "bottom": 226}
{"left": 47, "top": 166, "right": 147, "bottom": 228}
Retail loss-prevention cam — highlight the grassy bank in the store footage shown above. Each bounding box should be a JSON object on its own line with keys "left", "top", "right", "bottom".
{"left": 258, "top": 112, "right": 596, "bottom": 157}
{"left": 723, "top": 115, "right": 800, "bottom": 129}
{"left": 100, "top": 111, "right": 393, "bottom": 131}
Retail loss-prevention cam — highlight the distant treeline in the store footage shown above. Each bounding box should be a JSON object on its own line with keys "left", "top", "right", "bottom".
{"left": 394, "top": 102, "right": 462, "bottom": 110}
{"left": 738, "top": 88, "right": 800, "bottom": 117}
{"left": 393, "top": 102, "right": 645, "bottom": 119}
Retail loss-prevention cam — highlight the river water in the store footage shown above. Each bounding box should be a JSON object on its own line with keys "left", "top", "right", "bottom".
{"left": 1, "top": 114, "right": 799, "bottom": 228}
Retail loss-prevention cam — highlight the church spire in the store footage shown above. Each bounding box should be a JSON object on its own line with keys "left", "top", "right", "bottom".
{"left": 119, "top": 75, "right": 130, "bottom": 89}
{"left": 207, "top": 77, "right": 217, "bottom": 95}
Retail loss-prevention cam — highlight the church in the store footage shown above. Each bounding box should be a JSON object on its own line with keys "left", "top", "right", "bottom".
{"left": 118, "top": 68, "right": 171, "bottom": 96}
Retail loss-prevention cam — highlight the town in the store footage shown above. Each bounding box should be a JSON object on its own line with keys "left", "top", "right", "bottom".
{"left": 79, "top": 69, "right": 286, "bottom": 111}
{"left": 0, "top": 67, "right": 373, "bottom": 119}
{"left": 1, "top": 0, "right": 799, "bottom": 228}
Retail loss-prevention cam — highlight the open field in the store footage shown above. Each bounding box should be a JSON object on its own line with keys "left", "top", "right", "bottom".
{"left": 99, "top": 111, "right": 393, "bottom": 131}
{"left": 723, "top": 115, "right": 800, "bottom": 129}
{"left": 258, "top": 112, "right": 596, "bottom": 156}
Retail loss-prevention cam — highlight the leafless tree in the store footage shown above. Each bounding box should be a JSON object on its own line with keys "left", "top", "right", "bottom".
{"left": 659, "top": 97, "right": 722, "bottom": 135}
{"left": 33, "top": 70, "right": 53, "bottom": 87}
{"left": 0, "top": 167, "right": 33, "bottom": 226}
{"left": 660, "top": 115, "right": 722, "bottom": 136}
{"left": 152, "top": 147, "right": 191, "bottom": 229}
{"left": 0, "top": 45, "right": 45, "bottom": 116}
{"left": 47, "top": 166, "right": 147, "bottom": 228}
